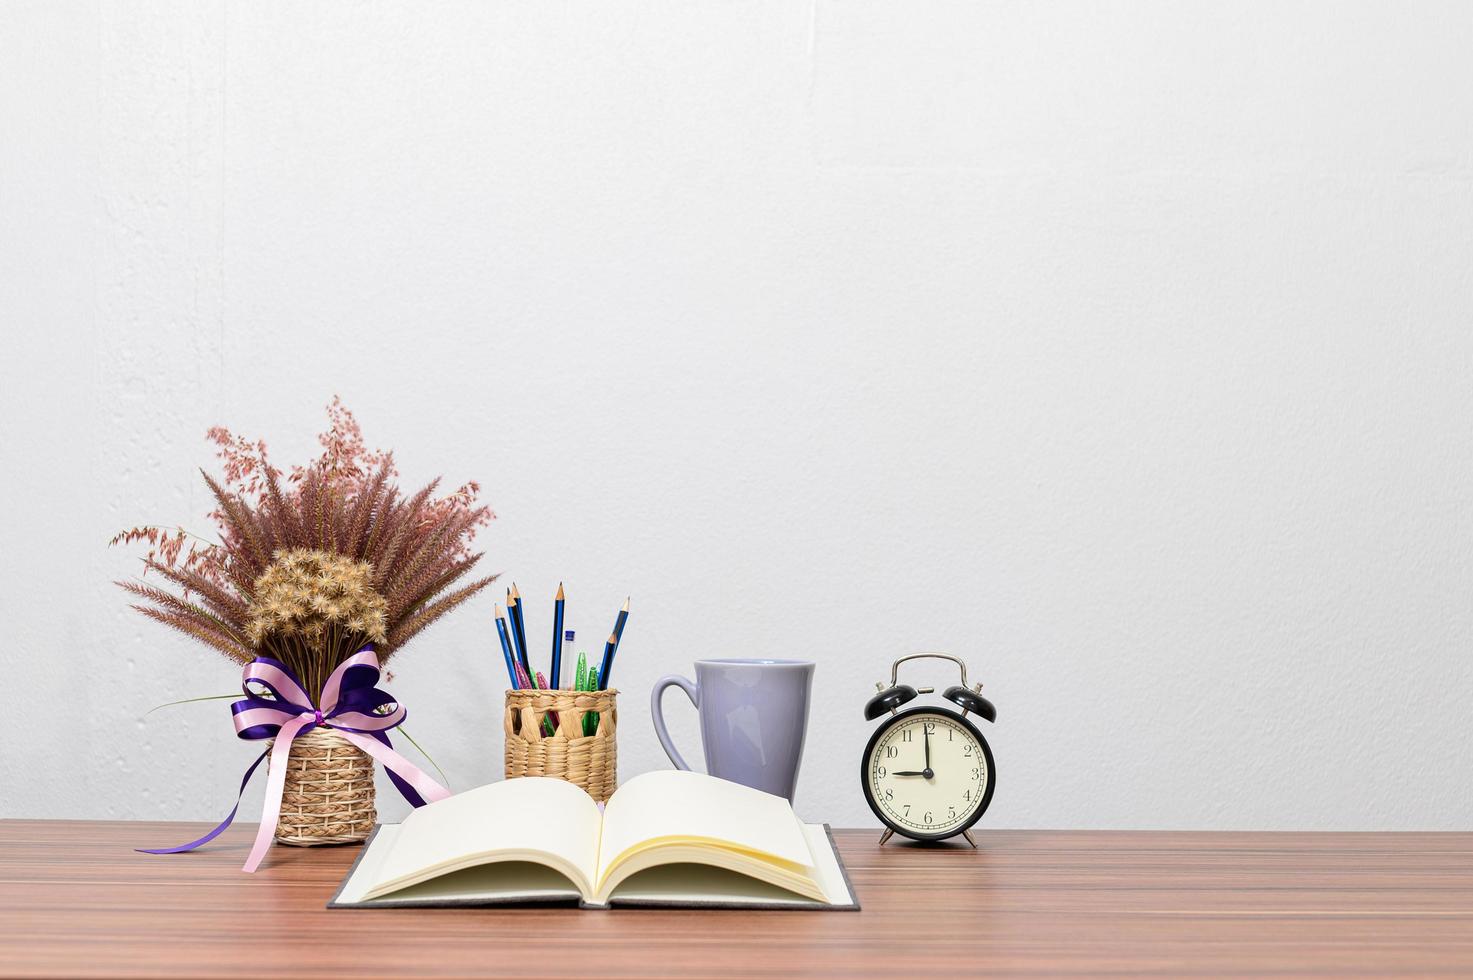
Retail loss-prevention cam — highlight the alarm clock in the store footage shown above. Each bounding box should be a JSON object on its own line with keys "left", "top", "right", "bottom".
{"left": 861, "top": 652, "right": 997, "bottom": 847}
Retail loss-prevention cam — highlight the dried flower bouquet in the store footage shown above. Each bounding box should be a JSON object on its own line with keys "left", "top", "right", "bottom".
{"left": 114, "top": 397, "right": 495, "bottom": 698}
{"left": 117, "top": 399, "right": 485, "bottom": 860}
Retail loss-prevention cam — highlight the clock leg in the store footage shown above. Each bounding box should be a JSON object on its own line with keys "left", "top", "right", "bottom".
{"left": 878, "top": 828, "right": 894, "bottom": 847}
{"left": 962, "top": 829, "right": 978, "bottom": 849}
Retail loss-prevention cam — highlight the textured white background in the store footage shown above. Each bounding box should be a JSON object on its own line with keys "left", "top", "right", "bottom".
{"left": 2, "top": 1, "right": 1471, "bottom": 830}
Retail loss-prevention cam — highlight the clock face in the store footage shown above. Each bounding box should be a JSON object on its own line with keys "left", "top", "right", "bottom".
{"left": 863, "top": 708, "right": 993, "bottom": 840}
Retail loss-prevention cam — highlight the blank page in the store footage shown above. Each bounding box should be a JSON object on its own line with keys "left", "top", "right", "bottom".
{"left": 598, "top": 770, "right": 811, "bottom": 883}
{"left": 368, "top": 777, "right": 602, "bottom": 897}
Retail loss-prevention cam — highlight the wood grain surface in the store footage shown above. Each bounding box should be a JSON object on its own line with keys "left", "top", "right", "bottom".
{"left": 2, "top": 820, "right": 1470, "bottom": 977}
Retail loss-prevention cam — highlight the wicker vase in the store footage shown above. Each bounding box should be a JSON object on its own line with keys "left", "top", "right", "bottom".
{"left": 268, "top": 728, "right": 376, "bottom": 846}
{"left": 504, "top": 688, "right": 618, "bottom": 803}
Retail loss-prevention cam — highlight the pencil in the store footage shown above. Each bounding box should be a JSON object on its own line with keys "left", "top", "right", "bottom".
{"left": 509, "top": 584, "right": 530, "bottom": 673}
{"left": 493, "top": 605, "right": 518, "bottom": 688}
{"left": 597, "top": 597, "right": 629, "bottom": 690}
{"left": 550, "top": 583, "right": 565, "bottom": 689}
{"left": 597, "top": 633, "right": 617, "bottom": 690}
{"left": 506, "top": 589, "right": 523, "bottom": 670}
{"left": 612, "top": 596, "right": 630, "bottom": 647}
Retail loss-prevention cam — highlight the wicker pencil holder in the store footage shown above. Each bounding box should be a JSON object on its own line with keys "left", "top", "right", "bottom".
{"left": 267, "top": 728, "right": 377, "bottom": 846}
{"left": 504, "top": 688, "right": 618, "bottom": 803}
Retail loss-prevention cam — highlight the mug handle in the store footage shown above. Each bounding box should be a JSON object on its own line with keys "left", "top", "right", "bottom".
{"left": 650, "top": 674, "right": 700, "bottom": 771}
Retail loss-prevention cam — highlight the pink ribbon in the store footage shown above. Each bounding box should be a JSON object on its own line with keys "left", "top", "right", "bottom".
{"left": 140, "top": 649, "right": 451, "bottom": 873}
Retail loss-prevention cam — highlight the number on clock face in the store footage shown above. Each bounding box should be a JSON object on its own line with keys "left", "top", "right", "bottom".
{"left": 866, "top": 712, "right": 988, "bottom": 837}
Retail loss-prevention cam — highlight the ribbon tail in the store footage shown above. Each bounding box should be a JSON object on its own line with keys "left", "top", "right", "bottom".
{"left": 242, "top": 716, "right": 312, "bottom": 873}
{"left": 384, "top": 760, "right": 427, "bottom": 809}
{"left": 369, "top": 731, "right": 428, "bottom": 808}
{"left": 137, "top": 747, "right": 271, "bottom": 855}
{"left": 337, "top": 730, "right": 451, "bottom": 806}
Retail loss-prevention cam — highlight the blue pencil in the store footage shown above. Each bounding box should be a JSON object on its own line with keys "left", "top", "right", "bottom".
{"left": 505, "top": 589, "right": 519, "bottom": 663}
{"left": 550, "top": 583, "right": 565, "bottom": 689}
{"left": 611, "top": 596, "right": 629, "bottom": 648}
{"left": 597, "top": 597, "right": 630, "bottom": 689}
{"left": 493, "top": 605, "right": 518, "bottom": 688}
{"left": 508, "top": 586, "right": 529, "bottom": 673}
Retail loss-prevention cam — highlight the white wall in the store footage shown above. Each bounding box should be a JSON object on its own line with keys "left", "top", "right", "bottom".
{"left": 2, "top": 1, "right": 1470, "bottom": 831}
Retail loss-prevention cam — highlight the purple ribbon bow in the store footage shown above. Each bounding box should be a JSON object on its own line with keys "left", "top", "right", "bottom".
{"left": 140, "top": 647, "right": 451, "bottom": 872}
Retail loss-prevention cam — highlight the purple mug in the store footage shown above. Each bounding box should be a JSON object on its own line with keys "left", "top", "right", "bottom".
{"left": 650, "top": 658, "right": 815, "bottom": 801}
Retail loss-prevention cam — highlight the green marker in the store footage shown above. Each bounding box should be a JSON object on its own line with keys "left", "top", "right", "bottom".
{"left": 575, "top": 650, "right": 588, "bottom": 693}
{"left": 584, "top": 666, "right": 600, "bottom": 735}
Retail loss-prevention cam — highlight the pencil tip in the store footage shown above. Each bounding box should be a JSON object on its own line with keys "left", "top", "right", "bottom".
{"left": 622, "top": 596, "right": 630, "bottom": 611}
{"left": 556, "top": 583, "right": 565, "bottom": 599}
{"left": 494, "top": 604, "right": 504, "bottom": 617}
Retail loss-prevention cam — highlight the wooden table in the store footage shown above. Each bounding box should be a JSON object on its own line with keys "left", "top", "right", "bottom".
{"left": 1, "top": 821, "right": 1470, "bottom": 977}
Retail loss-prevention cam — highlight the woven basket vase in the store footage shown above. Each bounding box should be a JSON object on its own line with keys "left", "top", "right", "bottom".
{"left": 267, "top": 727, "right": 376, "bottom": 846}
{"left": 504, "top": 688, "right": 618, "bottom": 803}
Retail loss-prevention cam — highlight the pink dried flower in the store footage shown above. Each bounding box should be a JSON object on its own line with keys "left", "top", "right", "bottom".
{"left": 113, "top": 398, "right": 496, "bottom": 672}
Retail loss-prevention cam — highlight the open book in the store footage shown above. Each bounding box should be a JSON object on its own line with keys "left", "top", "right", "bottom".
{"left": 330, "top": 770, "right": 858, "bottom": 910}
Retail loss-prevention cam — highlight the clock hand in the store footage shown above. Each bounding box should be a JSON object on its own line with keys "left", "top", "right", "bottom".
{"left": 891, "top": 770, "right": 926, "bottom": 776}
{"left": 924, "top": 724, "right": 931, "bottom": 771}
